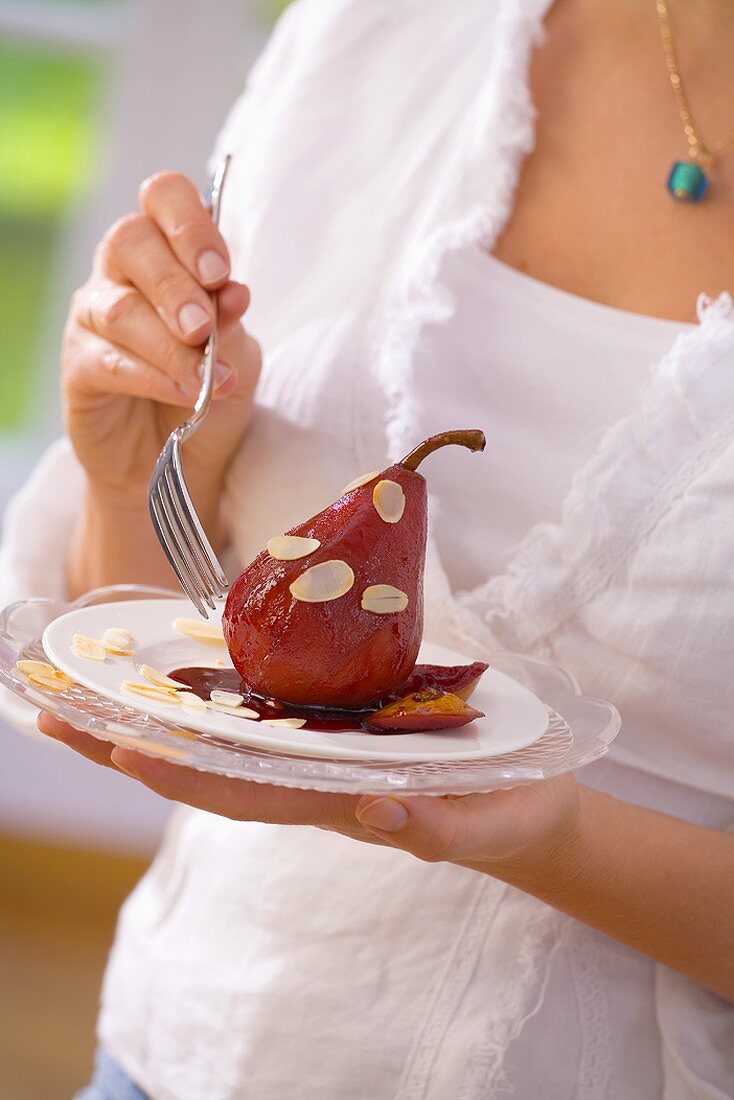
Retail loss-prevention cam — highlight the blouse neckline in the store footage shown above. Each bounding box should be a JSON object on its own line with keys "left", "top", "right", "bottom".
{"left": 481, "top": 248, "right": 696, "bottom": 340}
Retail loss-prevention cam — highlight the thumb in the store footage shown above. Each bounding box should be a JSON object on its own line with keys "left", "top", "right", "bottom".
{"left": 356, "top": 777, "right": 580, "bottom": 866}
{"left": 355, "top": 793, "right": 479, "bottom": 863}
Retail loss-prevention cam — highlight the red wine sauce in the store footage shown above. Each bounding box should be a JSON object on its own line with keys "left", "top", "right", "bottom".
{"left": 169, "top": 666, "right": 370, "bottom": 732}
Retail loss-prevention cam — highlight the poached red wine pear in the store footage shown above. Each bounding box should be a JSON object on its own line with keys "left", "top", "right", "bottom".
{"left": 223, "top": 430, "right": 486, "bottom": 709}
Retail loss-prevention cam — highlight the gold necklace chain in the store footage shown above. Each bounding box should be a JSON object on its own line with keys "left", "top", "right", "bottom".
{"left": 656, "top": 0, "right": 734, "bottom": 167}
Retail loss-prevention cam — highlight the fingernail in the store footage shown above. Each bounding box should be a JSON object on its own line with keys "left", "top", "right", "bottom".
{"left": 178, "top": 302, "right": 210, "bottom": 336}
{"left": 214, "top": 360, "right": 235, "bottom": 389}
{"left": 197, "top": 360, "right": 234, "bottom": 391}
{"left": 110, "top": 748, "right": 135, "bottom": 776}
{"left": 197, "top": 249, "right": 229, "bottom": 285}
{"left": 356, "top": 798, "right": 409, "bottom": 833}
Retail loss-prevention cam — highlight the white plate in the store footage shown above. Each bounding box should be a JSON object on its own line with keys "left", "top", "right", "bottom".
{"left": 4, "top": 586, "right": 624, "bottom": 793}
{"left": 43, "top": 598, "right": 549, "bottom": 763}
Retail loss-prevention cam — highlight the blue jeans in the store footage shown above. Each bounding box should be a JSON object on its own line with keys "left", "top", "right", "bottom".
{"left": 75, "top": 1048, "right": 149, "bottom": 1099}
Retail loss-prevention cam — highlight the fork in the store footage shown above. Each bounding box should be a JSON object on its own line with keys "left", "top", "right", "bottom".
{"left": 147, "top": 155, "right": 231, "bottom": 618}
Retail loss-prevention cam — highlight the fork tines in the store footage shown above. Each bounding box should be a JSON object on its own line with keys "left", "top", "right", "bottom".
{"left": 148, "top": 435, "right": 228, "bottom": 617}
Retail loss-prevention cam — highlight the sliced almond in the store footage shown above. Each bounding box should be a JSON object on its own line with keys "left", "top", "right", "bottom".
{"left": 19, "top": 660, "right": 75, "bottom": 692}
{"left": 267, "top": 535, "right": 321, "bottom": 561}
{"left": 264, "top": 717, "right": 307, "bottom": 729}
{"left": 103, "top": 627, "right": 133, "bottom": 649}
{"left": 28, "top": 672, "right": 74, "bottom": 693}
{"left": 210, "top": 689, "right": 244, "bottom": 708}
{"left": 121, "top": 680, "right": 179, "bottom": 703}
{"left": 71, "top": 631, "right": 133, "bottom": 657}
{"left": 361, "top": 584, "right": 409, "bottom": 614}
{"left": 289, "top": 560, "right": 354, "bottom": 603}
{"left": 166, "top": 726, "right": 198, "bottom": 742}
{"left": 17, "top": 660, "right": 56, "bottom": 677}
{"left": 178, "top": 692, "right": 208, "bottom": 710}
{"left": 110, "top": 734, "right": 186, "bottom": 760}
{"left": 71, "top": 635, "right": 107, "bottom": 661}
{"left": 122, "top": 684, "right": 178, "bottom": 701}
{"left": 372, "top": 479, "right": 405, "bottom": 524}
{"left": 342, "top": 470, "right": 380, "bottom": 494}
{"left": 177, "top": 691, "right": 258, "bottom": 719}
{"left": 208, "top": 703, "right": 260, "bottom": 720}
{"left": 72, "top": 630, "right": 134, "bottom": 657}
{"left": 173, "top": 618, "right": 226, "bottom": 645}
{"left": 140, "top": 664, "right": 185, "bottom": 690}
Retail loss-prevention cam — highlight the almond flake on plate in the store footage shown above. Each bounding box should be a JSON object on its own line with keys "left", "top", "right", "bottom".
{"left": 121, "top": 680, "right": 180, "bottom": 703}
{"left": 264, "top": 717, "right": 307, "bottom": 729}
{"left": 71, "top": 634, "right": 107, "bottom": 661}
{"left": 27, "top": 670, "right": 74, "bottom": 693}
{"left": 103, "top": 628, "right": 133, "bottom": 650}
{"left": 342, "top": 470, "right": 380, "bottom": 493}
{"left": 178, "top": 692, "right": 207, "bottom": 710}
{"left": 165, "top": 726, "right": 198, "bottom": 741}
{"left": 208, "top": 703, "right": 260, "bottom": 719}
{"left": 209, "top": 690, "right": 244, "bottom": 708}
{"left": 111, "top": 735, "right": 186, "bottom": 760}
{"left": 266, "top": 535, "right": 321, "bottom": 561}
{"left": 172, "top": 618, "right": 226, "bottom": 645}
{"left": 139, "top": 664, "right": 185, "bottom": 690}
{"left": 72, "top": 632, "right": 133, "bottom": 658}
{"left": 16, "top": 660, "right": 57, "bottom": 677}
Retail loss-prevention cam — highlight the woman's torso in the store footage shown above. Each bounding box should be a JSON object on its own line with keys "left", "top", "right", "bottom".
{"left": 96, "top": 2, "right": 734, "bottom": 1097}
{"left": 100, "top": 238, "right": 734, "bottom": 1099}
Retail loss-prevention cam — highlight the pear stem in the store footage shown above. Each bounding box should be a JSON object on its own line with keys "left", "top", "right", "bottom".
{"left": 399, "top": 429, "right": 486, "bottom": 472}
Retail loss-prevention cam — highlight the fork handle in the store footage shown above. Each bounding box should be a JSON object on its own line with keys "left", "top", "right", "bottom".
{"left": 182, "top": 155, "right": 231, "bottom": 439}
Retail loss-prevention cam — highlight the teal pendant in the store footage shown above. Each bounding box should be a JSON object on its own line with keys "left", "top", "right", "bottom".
{"left": 667, "top": 161, "right": 708, "bottom": 203}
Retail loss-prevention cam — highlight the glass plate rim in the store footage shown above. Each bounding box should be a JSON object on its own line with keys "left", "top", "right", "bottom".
{"left": 0, "top": 585, "right": 621, "bottom": 794}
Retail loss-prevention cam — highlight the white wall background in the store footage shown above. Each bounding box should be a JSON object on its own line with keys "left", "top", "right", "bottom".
{"left": 0, "top": 0, "right": 268, "bottom": 854}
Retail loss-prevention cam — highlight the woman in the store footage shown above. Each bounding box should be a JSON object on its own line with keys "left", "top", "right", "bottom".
{"left": 2, "top": 0, "right": 733, "bottom": 1096}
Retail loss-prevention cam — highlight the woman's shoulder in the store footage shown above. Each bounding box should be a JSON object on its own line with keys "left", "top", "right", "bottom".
{"left": 246, "top": 0, "right": 398, "bottom": 86}
{"left": 246, "top": 0, "right": 507, "bottom": 77}
{"left": 213, "top": 0, "right": 515, "bottom": 161}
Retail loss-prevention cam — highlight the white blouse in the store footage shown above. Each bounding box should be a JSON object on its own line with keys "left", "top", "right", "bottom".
{"left": 408, "top": 244, "right": 691, "bottom": 590}
{"left": 2, "top": 2, "right": 734, "bottom": 1097}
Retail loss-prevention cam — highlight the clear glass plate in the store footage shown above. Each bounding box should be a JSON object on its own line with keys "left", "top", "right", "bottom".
{"left": 0, "top": 585, "right": 621, "bottom": 795}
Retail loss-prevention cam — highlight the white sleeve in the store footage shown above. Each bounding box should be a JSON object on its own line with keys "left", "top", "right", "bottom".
{"left": 0, "top": 438, "right": 84, "bottom": 609}
{"left": 0, "top": 439, "right": 85, "bottom": 732}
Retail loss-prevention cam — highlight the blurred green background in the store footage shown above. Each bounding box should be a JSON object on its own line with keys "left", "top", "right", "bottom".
{"left": 0, "top": 0, "right": 289, "bottom": 434}
{"left": 0, "top": 39, "right": 101, "bottom": 430}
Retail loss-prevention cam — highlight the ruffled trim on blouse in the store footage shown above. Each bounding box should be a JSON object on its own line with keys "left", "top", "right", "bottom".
{"left": 374, "top": 0, "right": 551, "bottom": 462}
{"left": 456, "top": 292, "right": 734, "bottom": 651}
